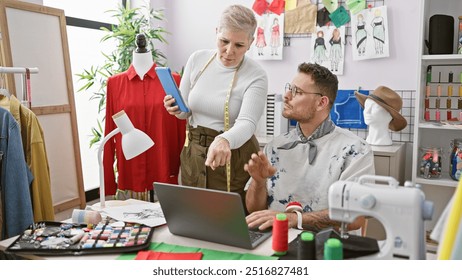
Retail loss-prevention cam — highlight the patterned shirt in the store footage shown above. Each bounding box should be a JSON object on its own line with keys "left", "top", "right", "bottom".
{"left": 255, "top": 119, "right": 375, "bottom": 212}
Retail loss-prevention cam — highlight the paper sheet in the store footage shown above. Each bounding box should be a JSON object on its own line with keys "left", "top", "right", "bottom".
{"left": 252, "top": 13, "right": 284, "bottom": 60}
{"left": 310, "top": 25, "right": 346, "bottom": 75}
{"left": 322, "top": 0, "right": 338, "bottom": 13}
{"left": 346, "top": 0, "right": 366, "bottom": 15}
{"left": 101, "top": 202, "right": 166, "bottom": 227}
{"left": 285, "top": 0, "right": 297, "bottom": 11}
{"left": 351, "top": 6, "right": 390, "bottom": 61}
{"left": 329, "top": 6, "right": 351, "bottom": 28}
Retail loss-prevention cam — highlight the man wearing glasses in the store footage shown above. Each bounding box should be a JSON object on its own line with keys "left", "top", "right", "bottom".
{"left": 245, "top": 63, "right": 375, "bottom": 232}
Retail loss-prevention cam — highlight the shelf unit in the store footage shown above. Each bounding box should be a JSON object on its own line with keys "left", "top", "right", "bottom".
{"left": 413, "top": 0, "right": 461, "bottom": 229}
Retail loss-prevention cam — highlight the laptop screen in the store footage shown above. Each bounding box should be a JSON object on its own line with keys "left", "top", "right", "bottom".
{"left": 154, "top": 182, "right": 271, "bottom": 249}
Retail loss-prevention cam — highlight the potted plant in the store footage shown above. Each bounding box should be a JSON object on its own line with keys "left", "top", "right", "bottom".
{"left": 76, "top": 4, "right": 168, "bottom": 147}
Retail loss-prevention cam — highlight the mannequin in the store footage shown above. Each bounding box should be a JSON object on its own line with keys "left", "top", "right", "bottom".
{"left": 132, "top": 33, "right": 154, "bottom": 80}
{"left": 355, "top": 86, "right": 407, "bottom": 146}
{"left": 363, "top": 98, "right": 392, "bottom": 145}
{"left": 103, "top": 33, "right": 186, "bottom": 201}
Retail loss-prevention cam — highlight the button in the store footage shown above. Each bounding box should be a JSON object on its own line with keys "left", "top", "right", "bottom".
{"left": 394, "top": 237, "right": 403, "bottom": 248}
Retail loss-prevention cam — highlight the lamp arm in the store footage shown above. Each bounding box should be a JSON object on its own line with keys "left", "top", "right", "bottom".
{"left": 97, "top": 128, "right": 120, "bottom": 208}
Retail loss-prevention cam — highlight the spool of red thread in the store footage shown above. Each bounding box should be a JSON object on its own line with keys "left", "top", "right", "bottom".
{"left": 272, "top": 213, "right": 289, "bottom": 256}
{"left": 436, "top": 109, "right": 441, "bottom": 121}
{"left": 424, "top": 108, "right": 430, "bottom": 121}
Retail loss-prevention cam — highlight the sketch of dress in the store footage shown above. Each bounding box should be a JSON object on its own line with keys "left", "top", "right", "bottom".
{"left": 355, "top": 14, "right": 367, "bottom": 56}
{"left": 313, "top": 31, "right": 327, "bottom": 64}
{"left": 329, "top": 29, "right": 342, "bottom": 72}
{"left": 371, "top": 10, "right": 385, "bottom": 54}
{"left": 255, "top": 26, "right": 266, "bottom": 56}
{"left": 270, "top": 18, "right": 280, "bottom": 56}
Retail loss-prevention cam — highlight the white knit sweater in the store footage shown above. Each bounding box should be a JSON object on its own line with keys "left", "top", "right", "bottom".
{"left": 177, "top": 49, "right": 268, "bottom": 149}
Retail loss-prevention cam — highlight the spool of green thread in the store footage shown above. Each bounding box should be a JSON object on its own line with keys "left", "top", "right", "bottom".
{"left": 426, "top": 67, "right": 432, "bottom": 83}
{"left": 276, "top": 213, "right": 286, "bottom": 220}
{"left": 301, "top": 231, "right": 314, "bottom": 241}
{"left": 324, "top": 238, "right": 343, "bottom": 260}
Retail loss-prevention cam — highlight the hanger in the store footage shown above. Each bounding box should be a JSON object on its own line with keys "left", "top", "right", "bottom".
{"left": 0, "top": 72, "right": 11, "bottom": 98}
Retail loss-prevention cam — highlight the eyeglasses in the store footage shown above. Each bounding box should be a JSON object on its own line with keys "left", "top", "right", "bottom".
{"left": 285, "top": 83, "right": 323, "bottom": 98}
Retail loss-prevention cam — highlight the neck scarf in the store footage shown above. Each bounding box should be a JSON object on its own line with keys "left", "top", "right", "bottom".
{"left": 277, "top": 117, "right": 335, "bottom": 164}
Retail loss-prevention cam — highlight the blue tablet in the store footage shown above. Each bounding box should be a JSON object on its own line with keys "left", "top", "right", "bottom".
{"left": 155, "top": 67, "right": 190, "bottom": 113}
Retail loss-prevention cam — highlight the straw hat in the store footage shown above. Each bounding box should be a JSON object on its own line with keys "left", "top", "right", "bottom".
{"left": 355, "top": 86, "right": 407, "bottom": 131}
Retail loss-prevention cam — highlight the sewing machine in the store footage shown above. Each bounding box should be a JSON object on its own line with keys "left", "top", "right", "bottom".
{"left": 328, "top": 175, "right": 434, "bottom": 260}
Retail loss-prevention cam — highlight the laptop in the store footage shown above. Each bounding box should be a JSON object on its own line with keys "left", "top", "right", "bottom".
{"left": 154, "top": 182, "right": 272, "bottom": 249}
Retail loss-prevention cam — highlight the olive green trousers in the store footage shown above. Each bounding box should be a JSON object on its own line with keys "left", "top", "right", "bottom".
{"left": 180, "top": 125, "right": 259, "bottom": 214}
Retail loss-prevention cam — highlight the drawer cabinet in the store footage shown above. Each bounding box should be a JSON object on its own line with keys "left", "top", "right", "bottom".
{"left": 372, "top": 142, "right": 406, "bottom": 185}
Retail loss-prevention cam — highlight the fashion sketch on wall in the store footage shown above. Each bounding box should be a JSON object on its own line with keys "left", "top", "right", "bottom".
{"left": 351, "top": 6, "right": 390, "bottom": 61}
{"left": 310, "top": 25, "right": 345, "bottom": 75}
{"left": 252, "top": 13, "right": 284, "bottom": 60}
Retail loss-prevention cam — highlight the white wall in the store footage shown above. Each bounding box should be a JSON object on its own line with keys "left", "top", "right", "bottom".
{"left": 156, "top": 0, "right": 420, "bottom": 93}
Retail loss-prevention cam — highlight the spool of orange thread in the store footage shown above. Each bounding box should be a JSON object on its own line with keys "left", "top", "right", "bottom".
{"left": 272, "top": 213, "right": 289, "bottom": 256}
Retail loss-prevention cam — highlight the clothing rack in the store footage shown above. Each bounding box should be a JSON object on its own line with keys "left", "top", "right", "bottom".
{"left": 0, "top": 66, "right": 39, "bottom": 74}
{"left": 0, "top": 66, "right": 39, "bottom": 109}
{"left": 0, "top": 65, "right": 49, "bottom": 240}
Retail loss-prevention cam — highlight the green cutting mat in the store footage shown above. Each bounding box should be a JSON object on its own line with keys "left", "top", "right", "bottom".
{"left": 118, "top": 242, "right": 278, "bottom": 260}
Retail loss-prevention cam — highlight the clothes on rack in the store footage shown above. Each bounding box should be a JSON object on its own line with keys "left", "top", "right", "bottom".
{"left": 0, "top": 95, "right": 54, "bottom": 221}
{"left": 0, "top": 106, "right": 34, "bottom": 239}
{"left": 103, "top": 64, "right": 186, "bottom": 196}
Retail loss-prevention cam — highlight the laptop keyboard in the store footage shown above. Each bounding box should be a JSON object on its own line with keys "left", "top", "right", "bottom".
{"left": 249, "top": 230, "right": 265, "bottom": 243}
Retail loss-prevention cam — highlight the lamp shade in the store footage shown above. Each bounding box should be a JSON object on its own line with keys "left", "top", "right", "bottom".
{"left": 97, "top": 110, "right": 154, "bottom": 208}
{"left": 113, "top": 110, "right": 154, "bottom": 159}
{"left": 121, "top": 129, "right": 154, "bottom": 159}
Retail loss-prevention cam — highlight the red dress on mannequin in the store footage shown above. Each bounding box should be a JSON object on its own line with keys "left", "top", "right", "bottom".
{"left": 103, "top": 64, "right": 186, "bottom": 195}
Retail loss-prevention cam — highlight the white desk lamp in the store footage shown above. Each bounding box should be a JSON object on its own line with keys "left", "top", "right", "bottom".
{"left": 97, "top": 110, "right": 154, "bottom": 208}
